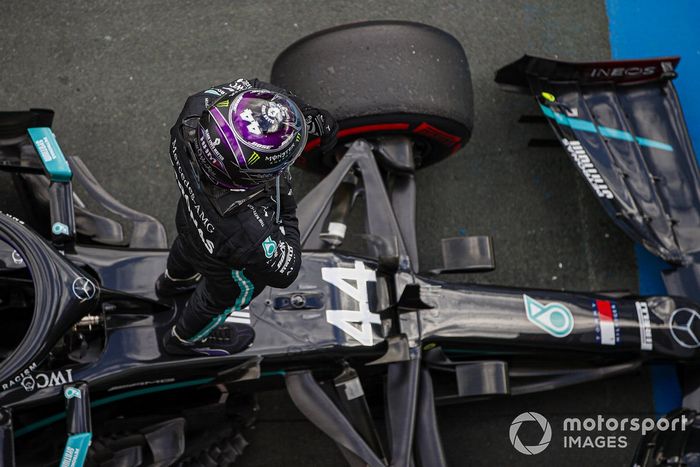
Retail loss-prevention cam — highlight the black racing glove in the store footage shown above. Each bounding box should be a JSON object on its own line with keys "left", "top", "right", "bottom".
{"left": 303, "top": 107, "right": 339, "bottom": 155}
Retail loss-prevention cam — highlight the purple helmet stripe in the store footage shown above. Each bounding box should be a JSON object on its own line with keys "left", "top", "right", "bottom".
{"left": 209, "top": 107, "right": 248, "bottom": 169}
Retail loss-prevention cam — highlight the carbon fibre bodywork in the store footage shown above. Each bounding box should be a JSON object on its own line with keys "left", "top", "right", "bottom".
{"left": 496, "top": 55, "right": 700, "bottom": 302}
{"left": 1, "top": 137, "right": 700, "bottom": 467}
{"left": 0, "top": 55, "right": 699, "bottom": 465}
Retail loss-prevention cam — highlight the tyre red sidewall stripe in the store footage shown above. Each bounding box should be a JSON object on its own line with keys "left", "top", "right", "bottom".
{"left": 303, "top": 123, "right": 410, "bottom": 152}
{"left": 338, "top": 122, "right": 410, "bottom": 137}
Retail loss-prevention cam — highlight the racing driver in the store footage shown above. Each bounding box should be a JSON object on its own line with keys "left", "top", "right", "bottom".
{"left": 156, "top": 78, "right": 337, "bottom": 356}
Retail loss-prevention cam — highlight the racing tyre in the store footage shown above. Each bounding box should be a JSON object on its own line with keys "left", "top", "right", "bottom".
{"left": 271, "top": 21, "right": 474, "bottom": 173}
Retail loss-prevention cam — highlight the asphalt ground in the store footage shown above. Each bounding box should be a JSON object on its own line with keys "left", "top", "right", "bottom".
{"left": 0, "top": 1, "right": 650, "bottom": 466}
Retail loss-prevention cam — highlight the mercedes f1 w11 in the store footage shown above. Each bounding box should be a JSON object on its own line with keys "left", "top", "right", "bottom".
{"left": 1, "top": 21, "right": 700, "bottom": 467}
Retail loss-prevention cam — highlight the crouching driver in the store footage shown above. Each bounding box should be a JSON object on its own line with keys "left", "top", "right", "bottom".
{"left": 156, "top": 79, "right": 337, "bottom": 356}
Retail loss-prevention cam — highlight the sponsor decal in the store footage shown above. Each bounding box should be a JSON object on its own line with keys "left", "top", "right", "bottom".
{"left": 247, "top": 205, "right": 265, "bottom": 228}
{"left": 34, "top": 136, "right": 58, "bottom": 162}
{"left": 322, "top": 261, "right": 380, "bottom": 346}
{"left": 264, "top": 137, "right": 300, "bottom": 163}
{"left": 339, "top": 378, "right": 364, "bottom": 401}
{"left": 215, "top": 99, "right": 230, "bottom": 108}
{"left": 562, "top": 139, "right": 614, "bottom": 199}
{"left": 265, "top": 149, "right": 289, "bottom": 163}
{"left": 52, "top": 222, "right": 69, "bottom": 235}
{"left": 203, "top": 129, "right": 223, "bottom": 156}
{"left": 262, "top": 236, "right": 277, "bottom": 258}
{"left": 20, "top": 376, "right": 34, "bottom": 391}
{"left": 107, "top": 378, "right": 176, "bottom": 392}
{"left": 412, "top": 122, "right": 462, "bottom": 149}
{"left": 593, "top": 299, "right": 619, "bottom": 346}
{"left": 28, "top": 129, "right": 72, "bottom": 179}
{"left": 21, "top": 369, "right": 74, "bottom": 392}
{"left": 60, "top": 432, "right": 91, "bottom": 467}
{"left": 669, "top": 308, "right": 700, "bottom": 349}
{"left": 72, "top": 277, "right": 96, "bottom": 301}
{"left": 1, "top": 211, "right": 25, "bottom": 224}
{"left": 11, "top": 250, "right": 23, "bottom": 265}
{"left": 205, "top": 79, "right": 252, "bottom": 97}
{"left": 510, "top": 412, "right": 552, "bottom": 455}
{"left": 63, "top": 386, "right": 82, "bottom": 400}
{"left": 198, "top": 134, "right": 228, "bottom": 174}
{"left": 635, "top": 301, "right": 653, "bottom": 351}
{"left": 171, "top": 139, "right": 215, "bottom": 253}
{"left": 63, "top": 387, "right": 83, "bottom": 399}
{"left": 248, "top": 151, "right": 261, "bottom": 165}
{"left": 2, "top": 362, "right": 38, "bottom": 390}
{"left": 590, "top": 66, "right": 656, "bottom": 79}
{"left": 523, "top": 294, "right": 574, "bottom": 338}
{"left": 273, "top": 242, "right": 295, "bottom": 275}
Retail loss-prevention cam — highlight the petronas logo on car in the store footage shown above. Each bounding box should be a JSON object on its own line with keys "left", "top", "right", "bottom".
{"left": 262, "top": 236, "right": 277, "bottom": 258}
{"left": 523, "top": 294, "right": 574, "bottom": 337}
{"left": 64, "top": 387, "right": 82, "bottom": 400}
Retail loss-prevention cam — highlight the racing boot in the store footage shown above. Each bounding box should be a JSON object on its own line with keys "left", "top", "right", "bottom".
{"left": 163, "top": 323, "right": 255, "bottom": 357}
{"left": 155, "top": 269, "right": 202, "bottom": 296}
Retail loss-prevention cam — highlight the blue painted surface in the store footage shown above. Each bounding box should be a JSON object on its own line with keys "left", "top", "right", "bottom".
{"left": 27, "top": 127, "right": 72, "bottom": 182}
{"left": 649, "top": 364, "right": 684, "bottom": 417}
{"left": 634, "top": 245, "right": 670, "bottom": 296}
{"left": 606, "top": 0, "right": 700, "bottom": 414}
{"left": 607, "top": 0, "right": 700, "bottom": 163}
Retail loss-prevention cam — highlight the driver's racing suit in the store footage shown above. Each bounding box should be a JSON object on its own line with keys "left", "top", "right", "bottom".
{"left": 165, "top": 79, "right": 316, "bottom": 342}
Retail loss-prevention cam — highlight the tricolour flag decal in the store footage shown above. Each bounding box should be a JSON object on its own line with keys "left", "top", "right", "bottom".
{"left": 595, "top": 299, "right": 617, "bottom": 346}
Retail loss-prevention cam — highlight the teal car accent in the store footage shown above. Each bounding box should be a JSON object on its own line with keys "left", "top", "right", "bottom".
{"left": 523, "top": 294, "right": 575, "bottom": 338}
{"left": 27, "top": 127, "right": 73, "bottom": 182}
{"left": 63, "top": 386, "right": 82, "bottom": 399}
{"left": 16, "top": 377, "right": 214, "bottom": 437}
{"left": 52, "top": 222, "right": 70, "bottom": 236}
{"left": 60, "top": 432, "right": 91, "bottom": 467}
{"left": 188, "top": 269, "right": 254, "bottom": 342}
{"left": 538, "top": 103, "right": 673, "bottom": 152}
{"left": 262, "top": 236, "right": 278, "bottom": 258}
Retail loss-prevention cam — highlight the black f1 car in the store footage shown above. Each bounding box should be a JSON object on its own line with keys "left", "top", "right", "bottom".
{"left": 1, "top": 21, "right": 699, "bottom": 467}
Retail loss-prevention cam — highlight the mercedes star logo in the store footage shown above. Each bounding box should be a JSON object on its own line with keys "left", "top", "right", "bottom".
{"left": 669, "top": 308, "right": 700, "bottom": 349}
{"left": 72, "top": 277, "right": 96, "bottom": 301}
